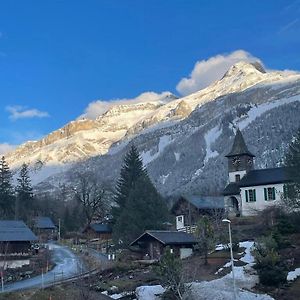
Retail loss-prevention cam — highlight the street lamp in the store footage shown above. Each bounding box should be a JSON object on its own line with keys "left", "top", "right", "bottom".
{"left": 222, "top": 219, "right": 237, "bottom": 300}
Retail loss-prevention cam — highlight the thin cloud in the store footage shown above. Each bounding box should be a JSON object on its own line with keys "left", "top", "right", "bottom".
{"left": 278, "top": 18, "right": 299, "bottom": 34}
{"left": 80, "top": 91, "right": 173, "bottom": 120}
{"left": 0, "top": 143, "right": 16, "bottom": 156}
{"left": 6, "top": 105, "right": 50, "bottom": 120}
{"left": 176, "top": 50, "right": 261, "bottom": 96}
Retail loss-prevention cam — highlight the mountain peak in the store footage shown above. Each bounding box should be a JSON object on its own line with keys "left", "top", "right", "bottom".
{"left": 222, "top": 61, "right": 266, "bottom": 79}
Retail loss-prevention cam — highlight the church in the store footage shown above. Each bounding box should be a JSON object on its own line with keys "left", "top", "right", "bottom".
{"left": 223, "top": 129, "right": 292, "bottom": 217}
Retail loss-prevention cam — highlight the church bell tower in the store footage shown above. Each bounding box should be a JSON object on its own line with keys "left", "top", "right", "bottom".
{"left": 225, "top": 129, "right": 255, "bottom": 183}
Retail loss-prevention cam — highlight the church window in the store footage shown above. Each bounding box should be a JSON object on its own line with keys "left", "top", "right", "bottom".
{"left": 245, "top": 189, "right": 256, "bottom": 202}
{"left": 264, "top": 187, "right": 276, "bottom": 201}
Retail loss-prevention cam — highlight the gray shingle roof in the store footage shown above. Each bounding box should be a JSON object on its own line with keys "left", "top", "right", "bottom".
{"left": 181, "top": 195, "right": 224, "bottom": 209}
{"left": 35, "top": 217, "right": 56, "bottom": 229}
{"left": 225, "top": 129, "right": 255, "bottom": 158}
{"left": 89, "top": 223, "right": 112, "bottom": 233}
{"left": 0, "top": 220, "right": 37, "bottom": 242}
{"left": 238, "top": 167, "right": 292, "bottom": 187}
{"left": 131, "top": 230, "right": 197, "bottom": 246}
{"left": 223, "top": 183, "right": 240, "bottom": 196}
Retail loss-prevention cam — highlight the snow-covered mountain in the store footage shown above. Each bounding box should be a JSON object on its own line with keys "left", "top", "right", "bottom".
{"left": 5, "top": 61, "right": 300, "bottom": 196}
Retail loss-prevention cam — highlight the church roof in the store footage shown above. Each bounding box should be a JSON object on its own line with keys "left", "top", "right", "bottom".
{"left": 225, "top": 129, "right": 255, "bottom": 158}
{"left": 238, "top": 167, "right": 292, "bottom": 187}
{"left": 223, "top": 183, "right": 240, "bottom": 196}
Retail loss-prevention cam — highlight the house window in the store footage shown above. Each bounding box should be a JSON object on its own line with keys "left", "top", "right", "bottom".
{"left": 245, "top": 189, "right": 256, "bottom": 202}
{"left": 177, "top": 216, "right": 183, "bottom": 223}
{"left": 235, "top": 174, "right": 241, "bottom": 182}
{"left": 264, "top": 187, "right": 276, "bottom": 201}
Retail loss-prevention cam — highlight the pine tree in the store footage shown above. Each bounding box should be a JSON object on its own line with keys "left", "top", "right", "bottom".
{"left": 16, "top": 163, "right": 34, "bottom": 221}
{"left": 112, "top": 145, "right": 147, "bottom": 220}
{"left": 0, "top": 156, "right": 15, "bottom": 218}
{"left": 284, "top": 128, "right": 300, "bottom": 209}
{"left": 112, "top": 146, "right": 169, "bottom": 246}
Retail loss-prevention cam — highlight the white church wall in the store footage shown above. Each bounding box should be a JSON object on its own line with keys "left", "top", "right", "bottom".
{"left": 240, "top": 183, "right": 284, "bottom": 216}
{"left": 229, "top": 170, "right": 247, "bottom": 183}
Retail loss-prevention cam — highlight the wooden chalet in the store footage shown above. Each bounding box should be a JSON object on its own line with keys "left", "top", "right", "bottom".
{"left": 83, "top": 223, "right": 112, "bottom": 241}
{"left": 0, "top": 220, "right": 37, "bottom": 256}
{"left": 34, "top": 217, "right": 56, "bottom": 241}
{"left": 171, "top": 195, "right": 224, "bottom": 232}
{"left": 131, "top": 230, "right": 197, "bottom": 260}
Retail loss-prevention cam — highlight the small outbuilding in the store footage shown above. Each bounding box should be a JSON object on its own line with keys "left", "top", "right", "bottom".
{"left": 130, "top": 230, "right": 197, "bottom": 260}
{"left": 83, "top": 223, "right": 112, "bottom": 241}
{"left": 34, "top": 217, "right": 56, "bottom": 241}
{"left": 171, "top": 195, "right": 224, "bottom": 232}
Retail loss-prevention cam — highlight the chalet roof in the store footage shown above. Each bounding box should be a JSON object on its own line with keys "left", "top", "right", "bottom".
{"left": 180, "top": 195, "right": 224, "bottom": 210}
{"left": 88, "top": 223, "right": 112, "bottom": 233}
{"left": 35, "top": 217, "right": 56, "bottom": 229}
{"left": 0, "top": 220, "right": 38, "bottom": 242}
{"left": 238, "top": 167, "right": 292, "bottom": 187}
{"left": 225, "top": 129, "right": 255, "bottom": 158}
{"left": 223, "top": 183, "right": 240, "bottom": 196}
{"left": 131, "top": 230, "right": 197, "bottom": 246}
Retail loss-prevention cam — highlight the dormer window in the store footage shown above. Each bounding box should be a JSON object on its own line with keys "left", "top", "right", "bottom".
{"left": 235, "top": 174, "right": 240, "bottom": 182}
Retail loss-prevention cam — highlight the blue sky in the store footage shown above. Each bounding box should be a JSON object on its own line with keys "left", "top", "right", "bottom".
{"left": 0, "top": 0, "right": 299, "bottom": 150}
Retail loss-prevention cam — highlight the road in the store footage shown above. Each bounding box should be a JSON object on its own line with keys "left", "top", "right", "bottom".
{"left": 2, "top": 243, "right": 85, "bottom": 293}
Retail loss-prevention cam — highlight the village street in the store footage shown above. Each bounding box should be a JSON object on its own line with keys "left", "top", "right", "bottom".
{"left": 2, "top": 243, "right": 85, "bottom": 293}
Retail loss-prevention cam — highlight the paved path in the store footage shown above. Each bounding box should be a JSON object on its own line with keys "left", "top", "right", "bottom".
{"left": 2, "top": 243, "right": 85, "bottom": 293}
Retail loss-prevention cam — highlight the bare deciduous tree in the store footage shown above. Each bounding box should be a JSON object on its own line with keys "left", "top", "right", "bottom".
{"left": 73, "top": 172, "right": 107, "bottom": 226}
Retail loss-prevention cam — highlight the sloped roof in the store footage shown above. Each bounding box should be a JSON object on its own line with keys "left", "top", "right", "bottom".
{"left": 35, "top": 217, "right": 56, "bottom": 229}
{"left": 131, "top": 230, "right": 197, "bottom": 246}
{"left": 0, "top": 220, "right": 38, "bottom": 242}
{"left": 89, "top": 223, "right": 112, "bottom": 233}
{"left": 180, "top": 195, "right": 224, "bottom": 209}
{"left": 225, "top": 129, "right": 255, "bottom": 158}
{"left": 223, "top": 183, "right": 240, "bottom": 196}
{"left": 238, "top": 167, "right": 292, "bottom": 187}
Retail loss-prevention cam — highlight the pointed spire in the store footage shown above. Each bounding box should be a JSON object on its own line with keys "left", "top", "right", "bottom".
{"left": 225, "top": 129, "right": 255, "bottom": 157}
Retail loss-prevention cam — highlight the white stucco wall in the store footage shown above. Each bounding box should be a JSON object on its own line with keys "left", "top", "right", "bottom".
{"left": 240, "top": 183, "right": 284, "bottom": 216}
{"left": 176, "top": 215, "right": 185, "bottom": 230}
{"left": 229, "top": 170, "right": 247, "bottom": 183}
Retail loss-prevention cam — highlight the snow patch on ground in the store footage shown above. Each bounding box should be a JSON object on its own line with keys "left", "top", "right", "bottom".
{"left": 204, "top": 125, "right": 222, "bottom": 163}
{"left": 160, "top": 173, "right": 170, "bottom": 185}
{"left": 239, "top": 241, "right": 255, "bottom": 264}
{"left": 287, "top": 268, "right": 300, "bottom": 281}
{"left": 136, "top": 285, "right": 165, "bottom": 300}
{"left": 141, "top": 135, "right": 172, "bottom": 165}
{"left": 174, "top": 152, "right": 180, "bottom": 161}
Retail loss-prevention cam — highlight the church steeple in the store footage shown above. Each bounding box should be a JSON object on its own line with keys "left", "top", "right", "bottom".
{"left": 225, "top": 129, "right": 255, "bottom": 158}
{"left": 226, "top": 129, "right": 255, "bottom": 182}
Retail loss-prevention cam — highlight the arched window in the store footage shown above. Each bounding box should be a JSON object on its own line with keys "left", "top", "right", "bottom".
{"left": 235, "top": 174, "right": 240, "bottom": 182}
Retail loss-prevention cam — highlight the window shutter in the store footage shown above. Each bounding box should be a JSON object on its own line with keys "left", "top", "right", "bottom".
{"left": 253, "top": 189, "right": 256, "bottom": 202}
{"left": 264, "top": 188, "right": 267, "bottom": 201}
{"left": 245, "top": 190, "right": 248, "bottom": 202}
{"left": 272, "top": 187, "right": 275, "bottom": 200}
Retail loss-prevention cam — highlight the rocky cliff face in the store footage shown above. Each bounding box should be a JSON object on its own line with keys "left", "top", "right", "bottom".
{"left": 5, "top": 62, "right": 300, "bottom": 197}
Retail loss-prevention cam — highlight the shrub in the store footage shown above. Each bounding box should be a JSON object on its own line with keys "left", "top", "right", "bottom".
{"left": 254, "top": 235, "right": 287, "bottom": 287}
{"left": 257, "top": 265, "right": 287, "bottom": 286}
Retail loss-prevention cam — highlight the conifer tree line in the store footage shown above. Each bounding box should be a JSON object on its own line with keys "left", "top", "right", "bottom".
{"left": 284, "top": 127, "right": 300, "bottom": 209}
{"left": 112, "top": 145, "right": 169, "bottom": 246}
{"left": 0, "top": 157, "right": 34, "bottom": 222}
